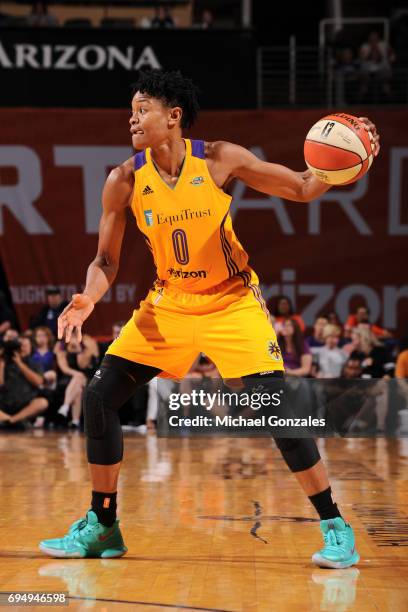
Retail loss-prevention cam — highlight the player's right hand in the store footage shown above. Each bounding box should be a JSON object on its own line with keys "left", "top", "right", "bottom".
{"left": 58, "top": 294, "right": 95, "bottom": 342}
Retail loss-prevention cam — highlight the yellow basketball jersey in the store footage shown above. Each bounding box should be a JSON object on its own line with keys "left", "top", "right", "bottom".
{"left": 131, "top": 138, "right": 250, "bottom": 292}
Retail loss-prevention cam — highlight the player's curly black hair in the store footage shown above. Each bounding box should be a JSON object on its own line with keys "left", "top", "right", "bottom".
{"left": 132, "top": 69, "right": 200, "bottom": 129}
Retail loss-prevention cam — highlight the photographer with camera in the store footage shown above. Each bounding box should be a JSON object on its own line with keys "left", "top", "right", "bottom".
{"left": 0, "top": 336, "right": 48, "bottom": 426}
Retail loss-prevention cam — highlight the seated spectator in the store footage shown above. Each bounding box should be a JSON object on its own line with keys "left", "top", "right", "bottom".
{"left": 98, "top": 321, "right": 125, "bottom": 356}
{"left": 2, "top": 328, "right": 19, "bottom": 341}
{"left": 0, "top": 336, "right": 47, "bottom": 426}
{"left": 31, "top": 326, "right": 57, "bottom": 404}
{"left": 55, "top": 335, "right": 99, "bottom": 428}
{"left": 312, "top": 324, "right": 347, "bottom": 378}
{"left": 344, "top": 305, "right": 391, "bottom": 339}
{"left": 32, "top": 326, "right": 56, "bottom": 372}
{"left": 270, "top": 295, "right": 306, "bottom": 333}
{"left": 27, "top": 1, "right": 58, "bottom": 27}
{"left": 146, "top": 354, "right": 218, "bottom": 432}
{"left": 30, "top": 286, "right": 68, "bottom": 338}
{"left": 325, "top": 310, "right": 342, "bottom": 328}
{"left": 343, "top": 326, "right": 388, "bottom": 378}
{"left": 150, "top": 5, "right": 175, "bottom": 28}
{"left": 278, "top": 319, "right": 312, "bottom": 376}
{"left": 342, "top": 357, "right": 363, "bottom": 379}
{"left": 358, "top": 30, "right": 395, "bottom": 101}
{"left": 395, "top": 337, "right": 408, "bottom": 378}
{"left": 306, "top": 315, "right": 328, "bottom": 348}
{"left": 0, "top": 291, "right": 17, "bottom": 336}
{"left": 198, "top": 9, "right": 214, "bottom": 29}
{"left": 334, "top": 47, "right": 359, "bottom": 105}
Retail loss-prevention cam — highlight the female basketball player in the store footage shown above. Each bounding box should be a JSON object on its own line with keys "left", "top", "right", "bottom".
{"left": 39, "top": 70, "right": 380, "bottom": 567}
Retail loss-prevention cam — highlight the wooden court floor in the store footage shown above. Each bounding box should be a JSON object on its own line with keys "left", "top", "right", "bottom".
{"left": 0, "top": 432, "right": 407, "bottom": 611}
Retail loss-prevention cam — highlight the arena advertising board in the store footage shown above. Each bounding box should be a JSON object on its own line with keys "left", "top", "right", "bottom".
{"left": 0, "top": 28, "right": 256, "bottom": 108}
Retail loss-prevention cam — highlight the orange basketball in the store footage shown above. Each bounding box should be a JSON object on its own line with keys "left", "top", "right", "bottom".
{"left": 304, "top": 113, "right": 375, "bottom": 185}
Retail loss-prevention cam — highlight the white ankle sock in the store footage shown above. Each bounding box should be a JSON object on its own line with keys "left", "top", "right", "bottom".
{"left": 58, "top": 404, "right": 70, "bottom": 417}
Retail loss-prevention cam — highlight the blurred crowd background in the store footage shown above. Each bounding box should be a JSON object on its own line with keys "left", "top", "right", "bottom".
{"left": 1, "top": 285, "right": 407, "bottom": 434}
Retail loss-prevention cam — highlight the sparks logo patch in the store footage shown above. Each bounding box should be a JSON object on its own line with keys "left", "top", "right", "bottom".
{"left": 142, "top": 185, "right": 154, "bottom": 195}
{"left": 267, "top": 341, "right": 282, "bottom": 361}
{"left": 144, "top": 209, "right": 154, "bottom": 227}
{"left": 190, "top": 176, "right": 204, "bottom": 186}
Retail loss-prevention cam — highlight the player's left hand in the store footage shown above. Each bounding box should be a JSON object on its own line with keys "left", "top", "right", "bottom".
{"left": 358, "top": 117, "right": 380, "bottom": 157}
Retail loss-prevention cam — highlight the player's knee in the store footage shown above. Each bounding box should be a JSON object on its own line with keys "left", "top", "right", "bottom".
{"left": 83, "top": 386, "right": 106, "bottom": 439}
{"left": 36, "top": 397, "right": 48, "bottom": 412}
{"left": 273, "top": 437, "right": 320, "bottom": 473}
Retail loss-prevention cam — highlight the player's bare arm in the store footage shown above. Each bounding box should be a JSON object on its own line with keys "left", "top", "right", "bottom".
{"left": 58, "top": 158, "right": 134, "bottom": 341}
{"left": 207, "top": 117, "right": 379, "bottom": 202}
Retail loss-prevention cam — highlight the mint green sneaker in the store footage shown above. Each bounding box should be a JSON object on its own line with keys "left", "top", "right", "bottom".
{"left": 312, "top": 517, "right": 360, "bottom": 569}
{"left": 39, "top": 511, "right": 127, "bottom": 559}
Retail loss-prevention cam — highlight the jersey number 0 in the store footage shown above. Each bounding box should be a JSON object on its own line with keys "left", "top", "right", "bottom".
{"left": 172, "top": 229, "right": 190, "bottom": 265}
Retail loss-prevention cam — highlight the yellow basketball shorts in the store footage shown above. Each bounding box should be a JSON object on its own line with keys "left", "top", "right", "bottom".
{"left": 106, "top": 273, "right": 284, "bottom": 379}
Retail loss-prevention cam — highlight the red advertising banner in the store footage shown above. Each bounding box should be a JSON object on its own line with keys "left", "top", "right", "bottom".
{"left": 0, "top": 108, "right": 407, "bottom": 336}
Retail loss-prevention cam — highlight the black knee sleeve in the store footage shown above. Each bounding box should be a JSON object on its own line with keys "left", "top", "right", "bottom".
{"left": 84, "top": 354, "right": 160, "bottom": 465}
{"left": 273, "top": 437, "right": 321, "bottom": 472}
{"left": 84, "top": 384, "right": 124, "bottom": 465}
{"left": 84, "top": 387, "right": 105, "bottom": 439}
{"left": 241, "top": 371, "right": 320, "bottom": 473}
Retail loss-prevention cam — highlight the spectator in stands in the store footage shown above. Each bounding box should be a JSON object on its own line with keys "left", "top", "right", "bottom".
{"left": 334, "top": 47, "right": 359, "bottom": 105}
{"left": 395, "top": 337, "right": 408, "bottom": 378}
{"left": 55, "top": 335, "right": 99, "bottom": 428}
{"left": 306, "top": 315, "right": 328, "bottom": 348}
{"left": 278, "top": 319, "right": 312, "bottom": 376}
{"left": 30, "top": 286, "right": 68, "bottom": 338}
{"left": 0, "top": 291, "right": 17, "bottom": 336}
{"left": 342, "top": 357, "right": 363, "bottom": 379}
{"left": 31, "top": 326, "right": 57, "bottom": 405}
{"left": 392, "top": 11, "right": 408, "bottom": 66}
{"left": 358, "top": 30, "right": 395, "bottom": 101}
{"left": 270, "top": 295, "right": 305, "bottom": 333}
{"left": 27, "top": 1, "right": 58, "bottom": 27}
{"left": 326, "top": 310, "right": 342, "bottom": 329}
{"left": 147, "top": 354, "right": 218, "bottom": 432}
{"left": 312, "top": 324, "right": 347, "bottom": 378}
{"left": 98, "top": 320, "right": 125, "bottom": 356}
{"left": 198, "top": 9, "right": 214, "bottom": 29}
{"left": 394, "top": 336, "right": 408, "bottom": 434}
{"left": 343, "top": 326, "right": 388, "bottom": 378}
{"left": 0, "top": 336, "right": 48, "bottom": 426}
{"left": 2, "top": 329, "right": 19, "bottom": 341}
{"left": 32, "top": 326, "right": 55, "bottom": 373}
{"left": 344, "top": 305, "right": 391, "bottom": 339}
{"left": 150, "top": 4, "right": 175, "bottom": 28}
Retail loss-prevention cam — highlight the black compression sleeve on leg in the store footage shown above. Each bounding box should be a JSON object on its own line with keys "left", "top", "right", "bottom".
{"left": 241, "top": 371, "right": 321, "bottom": 473}
{"left": 84, "top": 355, "right": 160, "bottom": 465}
{"left": 274, "top": 437, "right": 321, "bottom": 473}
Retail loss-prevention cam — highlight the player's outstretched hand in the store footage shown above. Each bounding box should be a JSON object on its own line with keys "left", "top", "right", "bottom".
{"left": 58, "top": 294, "right": 95, "bottom": 342}
{"left": 358, "top": 117, "right": 380, "bottom": 157}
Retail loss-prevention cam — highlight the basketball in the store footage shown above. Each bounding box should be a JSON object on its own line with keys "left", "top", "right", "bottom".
{"left": 304, "top": 113, "right": 375, "bottom": 185}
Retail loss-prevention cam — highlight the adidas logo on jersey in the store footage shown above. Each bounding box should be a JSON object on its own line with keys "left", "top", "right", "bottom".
{"left": 142, "top": 185, "right": 154, "bottom": 196}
